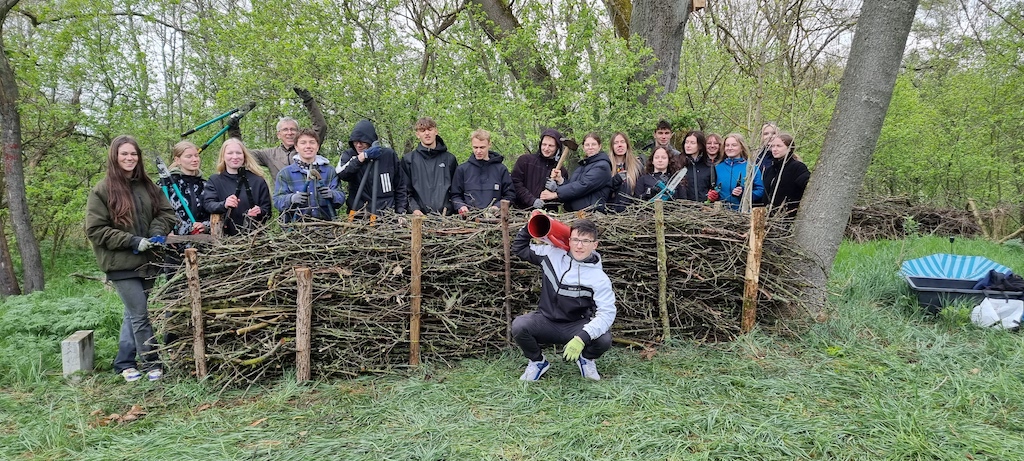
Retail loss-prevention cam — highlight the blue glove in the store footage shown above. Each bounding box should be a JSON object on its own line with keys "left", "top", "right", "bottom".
{"left": 364, "top": 141, "right": 382, "bottom": 160}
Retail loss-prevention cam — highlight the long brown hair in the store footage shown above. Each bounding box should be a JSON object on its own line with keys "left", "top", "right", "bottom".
{"left": 106, "top": 135, "right": 163, "bottom": 229}
{"left": 610, "top": 132, "right": 641, "bottom": 191}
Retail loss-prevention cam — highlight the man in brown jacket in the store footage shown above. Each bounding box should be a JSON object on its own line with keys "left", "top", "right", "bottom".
{"left": 228, "top": 87, "right": 328, "bottom": 187}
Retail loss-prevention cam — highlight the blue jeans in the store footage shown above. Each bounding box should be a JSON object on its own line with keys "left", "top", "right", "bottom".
{"left": 111, "top": 278, "right": 161, "bottom": 373}
{"left": 511, "top": 311, "right": 612, "bottom": 362}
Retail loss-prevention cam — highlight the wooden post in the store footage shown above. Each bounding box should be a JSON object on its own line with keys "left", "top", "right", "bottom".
{"left": 500, "top": 200, "right": 512, "bottom": 343}
{"left": 184, "top": 248, "right": 207, "bottom": 378}
{"left": 409, "top": 215, "right": 424, "bottom": 366}
{"left": 967, "top": 199, "right": 989, "bottom": 239}
{"left": 654, "top": 200, "right": 670, "bottom": 342}
{"left": 741, "top": 207, "right": 768, "bottom": 334}
{"left": 210, "top": 214, "right": 223, "bottom": 239}
{"left": 295, "top": 267, "right": 312, "bottom": 382}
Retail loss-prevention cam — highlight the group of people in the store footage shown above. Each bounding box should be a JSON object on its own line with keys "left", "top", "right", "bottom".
{"left": 85, "top": 86, "right": 810, "bottom": 383}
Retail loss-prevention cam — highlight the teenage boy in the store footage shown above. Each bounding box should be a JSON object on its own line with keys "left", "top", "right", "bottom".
{"left": 336, "top": 120, "right": 406, "bottom": 215}
{"left": 451, "top": 129, "right": 515, "bottom": 214}
{"left": 511, "top": 219, "right": 616, "bottom": 381}
{"left": 401, "top": 117, "right": 457, "bottom": 215}
{"left": 273, "top": 128, "right": 345, "bottom": 221}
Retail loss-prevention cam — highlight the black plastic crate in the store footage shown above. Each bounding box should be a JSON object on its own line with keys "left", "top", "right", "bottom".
{"left": 905, "top": 276, "right": 1024, "bottom": 313}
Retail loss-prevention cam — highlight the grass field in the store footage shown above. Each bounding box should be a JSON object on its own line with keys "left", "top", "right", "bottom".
{"left": 2, "top": 236, "right": 1024, "bottom": 460}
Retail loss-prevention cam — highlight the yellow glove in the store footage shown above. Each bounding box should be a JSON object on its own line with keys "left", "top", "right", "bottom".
{"left": 562, "top": 336, "right": 585, "bottom": 362}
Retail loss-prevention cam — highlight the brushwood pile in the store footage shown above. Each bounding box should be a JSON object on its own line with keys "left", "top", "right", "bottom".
{"left": 153, "top": 202, "right": 814, "bottom": 385}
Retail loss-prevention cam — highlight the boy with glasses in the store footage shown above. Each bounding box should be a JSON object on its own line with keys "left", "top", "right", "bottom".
{"left": 510, "top": 219, "right": 616, "bottom": 381}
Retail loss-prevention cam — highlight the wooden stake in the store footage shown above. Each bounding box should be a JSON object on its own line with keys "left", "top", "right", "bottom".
{"left": 409, "top": 215, "right": 424, "bottom": 366}
{"left": 741, "top": 207, "right": 768, "bottom": 334}
{"left": 210, "top": 214, "right": 223, "bottom": 239}
{"left": 294, "top": 267, "right": 312, "bottom": 382}
{"left": 184, "top": 248, "right": 207, "bottom": 378}
{"left": 500, "top": 200, "right": 512, "bottom": 343}
{"left": 654, "top": 200, "right": 670, "bottom": 342}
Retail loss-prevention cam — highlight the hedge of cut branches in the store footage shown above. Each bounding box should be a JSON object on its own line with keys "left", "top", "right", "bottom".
{"left": 846, "top": 197, "right": 981, "bottom": 242}
{"left": 153, "top": 202, "right": 814, "bottom": 386}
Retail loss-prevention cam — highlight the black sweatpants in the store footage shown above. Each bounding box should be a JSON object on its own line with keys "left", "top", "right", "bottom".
{"left": 511, "top": 311, "right": 612, "bottom": 362}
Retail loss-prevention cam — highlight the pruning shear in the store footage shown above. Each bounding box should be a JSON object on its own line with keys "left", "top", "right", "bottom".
{"left": 650, "top": 167, "right": 687, "bottom": 202}
{"left": 154, "top": 154, "right": 199, "bottom": 231}
{"left": 181, "top": 101, "right": 257, "bottom": 153}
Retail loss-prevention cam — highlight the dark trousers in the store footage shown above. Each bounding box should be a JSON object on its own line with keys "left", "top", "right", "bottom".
{"left": 511, "top": 311, "right": 612, "bottom": 362}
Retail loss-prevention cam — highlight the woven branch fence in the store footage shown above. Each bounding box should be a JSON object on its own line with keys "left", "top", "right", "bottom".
{"left": 153, "top": 201, "right": 814, "bottom": 386}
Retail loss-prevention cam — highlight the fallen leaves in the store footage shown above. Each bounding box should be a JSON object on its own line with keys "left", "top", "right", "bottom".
{"left": 89, "top": 405, "right": 147, "bottom": 427}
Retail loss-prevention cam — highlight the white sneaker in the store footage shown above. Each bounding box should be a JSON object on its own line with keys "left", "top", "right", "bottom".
{"left": 577, "top": 358, "right": 600, "bottom": 381}
{"left": 147, "top": 369, "right": 163, "bottom": 381}
{"left": 121, "top": 368, "right": 142, "bottom": 382}
{"left": 519, "top": 357, "right": 551, "bottom": 381}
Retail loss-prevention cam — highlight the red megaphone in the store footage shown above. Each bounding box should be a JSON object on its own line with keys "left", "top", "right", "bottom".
{"left": 527, "top": 210, "right": 571, "bottom": 251}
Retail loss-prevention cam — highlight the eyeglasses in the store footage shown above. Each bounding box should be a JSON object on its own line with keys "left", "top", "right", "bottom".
{"left": 279, "top": 127, "right": 298, "bottom": 133}
{"left": 569, "top": 238, "right": 596, "bottom": 245}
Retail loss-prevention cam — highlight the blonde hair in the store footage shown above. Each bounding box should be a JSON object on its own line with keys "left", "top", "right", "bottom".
{"left": 470, "top": 128, "right": 491, "bottom": 143}
{"left": 724, "top": 133, "right": 751, "bottom": 161}
{"left": 216, "top": 138, "right": 266, "bottom": 180}
{"left": 610, "top": 132, "right": 641, "bottom": 191}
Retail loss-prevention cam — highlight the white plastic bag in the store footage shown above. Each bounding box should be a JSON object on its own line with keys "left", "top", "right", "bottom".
{"left": 970, "top": 297, "right": 1024, "bottom": 329}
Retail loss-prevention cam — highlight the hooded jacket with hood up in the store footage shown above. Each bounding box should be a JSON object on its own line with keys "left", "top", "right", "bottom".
{"left": 555, "top": 151, "right": 613, "bottom": 212}
{"left": 511, "top": 128, "right": 569, "bottom": 210}
{"left": 273, "top": 154, "right": 345, "bottom": 221}
{"left": 401, "top": 135, "right": 457, "bottom": 215}
{"left": 451, "top": 151, "right": 515, "bottom": 211}
{"left": 335, "top": 120, "right": 406, "bottom": 214}
{"left": 511, "top": 226, "right": 616, "bottom": 346}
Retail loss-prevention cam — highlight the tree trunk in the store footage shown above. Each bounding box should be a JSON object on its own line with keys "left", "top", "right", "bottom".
{"left": 792, "top": 0, "right": 919, "bottom": 313}
{"left": 629, "top": 0, "right": 691, "bottom": 97}
{"left": 0, "top": 0, "right": 46, "bottom": 293}
{"left": 469, "top": 0, "right": 557, "bottom": 101}
{"left": 603, "top": 0, "right": 633, "bottom": 40}
{"left": 0, "top": 215, "right": 21, "bottom": 297}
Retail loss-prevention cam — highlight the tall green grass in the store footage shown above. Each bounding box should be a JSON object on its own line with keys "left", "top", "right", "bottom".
{"left": 2, "top": 237, "right": 1024, "bottom": 459}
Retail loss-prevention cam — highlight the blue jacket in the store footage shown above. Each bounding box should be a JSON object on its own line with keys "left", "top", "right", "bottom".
{"left": 715, "top": 157, "right": 764, "bottom": 210}
{"left": 273, "top": 154, "right": 345, "bottom": 221}
{"left": 557, "top": 151, "right": 612, "bottom": 212}
{"left": 451, "top": 151, "right": 515, "bottom": 210}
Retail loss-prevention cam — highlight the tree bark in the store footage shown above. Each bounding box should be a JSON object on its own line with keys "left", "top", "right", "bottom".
{"left": 629, "top": 0, "right": 691, "bottom": 97}
{"left": 469, "top": 0, "right": 557, "bottom": 101}
{"left": 0, "top": 0, "right": 46, "bottom": 293}
{"left": 0, "top": 215, "right": 21, "bottom": 296}
{"left": 793, "top": 0, "right": 919, "bottom": 313}
{"left": 603, "top": 0, "right": 633, "bottom": 40}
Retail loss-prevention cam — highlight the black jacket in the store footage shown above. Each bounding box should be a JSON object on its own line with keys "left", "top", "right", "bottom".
{"left": 401, "top": 135, "right": 457, "bottom": 215}
{"left": 156, "top": 168, "right": 210, "bottom": 235}
{"left": 202, "top": 170, "right": 272, "bottom": 235}
{"left": 637, "top": 172, "right": 684, "bottom": 201}
{"left": 556, "top": 151, "right": 612, "bottom": 212}
{"left": 762, "top": 155, "right": 810, "bottom": 213}
{"left": 679, "top": 153, "right": 717, "bottom": 202}
{"left": 511, "top": 128, "right": 568, "bottom": 210}
{"left": 606, "top": 155, "right": 644, "bottom": 213}
{"left": 336, "top": 120, "right": 407, "bottom": 214}
{"left": 451, "top": 151, "right": 515, "bottom": 210}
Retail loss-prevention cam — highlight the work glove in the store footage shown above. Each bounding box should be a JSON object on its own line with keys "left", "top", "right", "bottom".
{"left": 290, "top": 192, "right": 309, "bottom": 206}
{"left": 533, "top": 198, "right": 545, "bottom": 209}
{"left": 317, "top": 186, "right": 333, "bottom": 200}
{"left": 364, "top": 141, "right": 382, "bottom": 160}
{"left": 706, "top": 189, "right": 720, "bottom": 202}
{"left": 545, "top": 178, "right": 558, "bottom": 191}
{"left": 132, "top": 237, "right": 157, "bottom": 254}
{"left": 293, "top": 86, "right": 313, "bottom": 103}
{"left": 562, "top": 336, "right": 585, "bottom": 362}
